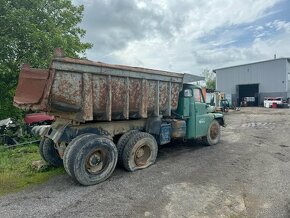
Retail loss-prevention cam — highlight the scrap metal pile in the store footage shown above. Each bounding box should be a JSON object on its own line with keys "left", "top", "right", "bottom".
{"left": 0, "top": 113, "right": 54, "bottom": 148}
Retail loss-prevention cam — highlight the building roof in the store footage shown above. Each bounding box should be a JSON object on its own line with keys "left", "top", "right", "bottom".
{"left": 213, "top": 57, "right": 290, "bottom": 73}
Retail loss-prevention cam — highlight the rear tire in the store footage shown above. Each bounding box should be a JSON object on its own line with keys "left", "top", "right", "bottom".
{"left": 42, "top": 138, "right": 63, "bottom": 167}
{"left": 63, "top": 134, "right": 92, "bottom": 176}
{"left": 202, "top": 120, "right": 221, "bottom": 146}
{"left": 122, "top": 132, "right": 158, "bottom": 172}
{"left": 117, "top": 130, "right": 139, "bottom": 166}
{"left": 39, "top": 137, "right": 46, "bottom": 162}
{"left": 66, "top": 134, "right": 118, "bottom": 186}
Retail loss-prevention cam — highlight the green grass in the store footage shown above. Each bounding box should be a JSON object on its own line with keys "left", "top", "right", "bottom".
{"left": 0, "top": 144, "right": 64, "bottom": 196}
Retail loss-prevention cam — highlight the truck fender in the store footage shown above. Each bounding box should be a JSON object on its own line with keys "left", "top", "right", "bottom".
{"left": 213, "top": 113, "right": 226, "bottom": 127}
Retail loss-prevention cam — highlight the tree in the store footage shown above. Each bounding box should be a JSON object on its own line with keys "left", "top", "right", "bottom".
{"left": 0, "top": 0, "right": 92, "bottom": 120}
{"left": 202, "top": 69, "right": 216, "bottom": 90}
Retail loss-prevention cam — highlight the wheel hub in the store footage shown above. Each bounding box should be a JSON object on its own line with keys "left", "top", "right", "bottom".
{"left": 86, "top": 151, "right": 103, "bottom": 174}
{"left": 134, "top": 145, "right": 151, "bottom": 166}
{"left": 89, "top": 154, "right": 101, "bottom": 165}
{"left": 136, "top": 148, "right": 145, "bottom": 158}
{"left": 210, "top": 123, "right": 218, "bottom": 139}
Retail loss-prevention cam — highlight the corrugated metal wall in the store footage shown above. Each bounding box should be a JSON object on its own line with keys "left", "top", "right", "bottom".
{"left": 287, "top": 59, "right": 290, "bottom": 97}
{"left": 216, "top": 58, "right": 288, "bottom": 96}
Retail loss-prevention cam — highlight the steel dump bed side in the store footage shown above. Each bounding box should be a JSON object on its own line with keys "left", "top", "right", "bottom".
{"left": 14, "top": 53, "right": 203, "bottom": 122}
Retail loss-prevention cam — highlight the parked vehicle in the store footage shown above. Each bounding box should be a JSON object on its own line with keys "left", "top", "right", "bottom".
{"left": 0, "top": 118, "right": 19, "bottom": 145}
{"left": 206, "top": 91, "right": 230, "bottom": 112}
{"left": 0, "top": 113, "right": 52, "bottom": 146}
{"left": 264, "top": 97, "right": 283, "bottom": 108}
{"left": 0, "top": 118, "right": 18, "bottom": 135}
{"left": 24, "top": 113, "right": 55, "bottom": 126}
{"left": 24, "top": 113, "right": 55, "bottom": 136}
{"left": 14, "top": 49, "right": 225, "bottom": 186}
{"left": 220, "top": 99, "right": 230, "bottom": 112}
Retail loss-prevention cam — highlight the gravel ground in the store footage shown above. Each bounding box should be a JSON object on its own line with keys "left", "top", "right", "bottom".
{"left": 1, "top": 107, "right": 290, "bottom": 218}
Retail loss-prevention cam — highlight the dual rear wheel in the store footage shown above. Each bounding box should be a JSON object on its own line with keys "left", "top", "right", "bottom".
{"left": 63, "top": 134, "right": 118, "bottom": 186}
{"left": 59, "top": 131, "right": 158, "bottom": 185}
{"left": 39, "top": 134, "right": 118, "bottom": 186}
{"left": 39, "top": 131, "right": 158, "bottom": 186}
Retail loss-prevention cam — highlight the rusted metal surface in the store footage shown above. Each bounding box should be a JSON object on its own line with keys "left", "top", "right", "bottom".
{"left": 129, "top": 78, "right": 142, "bottom": 117}
{"left": 171, "top": 83, "right": 181, "bottom": 109}
{"left": 73, "top": 119, "right": 147, "bottom": 137}
{"left": 83, "top": 73, "right": 93, "bottom": 121}
{"left": 50, "top": 71, "right": 82, "bottom": 106}
{"left": 171, "top": 119, "right": 186, "bottom": 138}
{"left": 111, "top": 76, "right": 126, "bottom": 118}
{"left": 14, "top": 49, "right": 204, "bottom": 123}
{"left": 54, "top": 57, "right": 189, "bottom": 79}
{"left": 14, "top": 64, "right": 49, "bottom": 110}
{"left": 92, "top": 75, "right": 107, "bottom": 120}
{"left": 147, "top": 80, "right": 157, "bottom": 115}
{"left": 159, "top": 81, "right": 168, "bottom": 115}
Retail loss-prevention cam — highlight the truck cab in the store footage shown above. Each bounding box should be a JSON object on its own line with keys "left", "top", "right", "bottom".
{"left": 177, "top": 84, "right": 224, "bottom": 144}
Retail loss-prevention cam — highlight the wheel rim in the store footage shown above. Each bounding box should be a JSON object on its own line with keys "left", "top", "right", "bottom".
{"left": 134, "top": 144, "right": 151, "bottom": 166}
{"left": 85, "top": 149, "right": 108, "bottom": 174}
{"left": 210, "top": 123, "right": 219, "bottom": 140}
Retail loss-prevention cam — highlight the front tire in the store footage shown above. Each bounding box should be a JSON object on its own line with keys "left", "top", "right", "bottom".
{"left": 202, "top": 119, "right": 221, "bottom": 146}
{"left": 65, "top": 134, "right": 118, "bottom": 186}
{"left": 122, "top": 132, "right": 158, "bottom": 172}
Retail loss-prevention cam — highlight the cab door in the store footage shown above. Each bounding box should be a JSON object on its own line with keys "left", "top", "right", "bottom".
{"left": 193, "top": 88, "right": 210, "bottom": 137}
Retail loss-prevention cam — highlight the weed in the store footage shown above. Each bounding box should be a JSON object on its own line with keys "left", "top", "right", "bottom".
{"left": 0, "top": 144, "right": 64, "bottom": 196}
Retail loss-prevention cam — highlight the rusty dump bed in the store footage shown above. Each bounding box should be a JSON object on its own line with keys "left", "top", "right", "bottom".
{"left": 14, "top": 50, "right": 203, "bottom": 122}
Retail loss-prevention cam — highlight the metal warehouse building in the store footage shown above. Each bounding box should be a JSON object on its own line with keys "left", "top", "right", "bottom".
{"left": 214, "top": 58, "right": 290, "bottom": 106}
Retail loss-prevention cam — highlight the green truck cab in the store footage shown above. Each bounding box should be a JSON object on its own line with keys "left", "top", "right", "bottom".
{"left": 177, "top": 84, "right": 224, "bottom": 144}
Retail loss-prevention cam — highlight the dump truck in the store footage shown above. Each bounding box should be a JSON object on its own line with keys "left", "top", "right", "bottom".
{"left": 14, "top": 48, "right": 225, "bottom": 186}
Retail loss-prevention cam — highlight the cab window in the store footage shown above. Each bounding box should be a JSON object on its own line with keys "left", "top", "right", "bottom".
{"left": 184, "top": 89, "right": 193, "bottom": 97}
{"left": 193, "top": 88, "right": 204, "bottom": 103}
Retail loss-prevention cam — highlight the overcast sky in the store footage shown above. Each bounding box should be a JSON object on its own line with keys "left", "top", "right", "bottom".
{"left": 73, "top": 0, "right": 290, "bottom": 75}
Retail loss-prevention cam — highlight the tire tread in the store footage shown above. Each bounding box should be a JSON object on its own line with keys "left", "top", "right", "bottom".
{"left": 122, "top": 132, "right": 158, "bottom": 172}
{"left": 117, "top": 130, "right": 139, "bottom": 166}
{"left": 203, "top": 119, "right": 221, "bottom": 146}
{"left": 66, "top": 134, "right": 118, "bottom": 186}
{"left": 42, "top": 138, "right": 63, "bottom": 167}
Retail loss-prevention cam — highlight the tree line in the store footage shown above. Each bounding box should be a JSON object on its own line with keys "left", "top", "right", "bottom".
{"left": 0, "top": 0, "right": 92, "bottom": 120}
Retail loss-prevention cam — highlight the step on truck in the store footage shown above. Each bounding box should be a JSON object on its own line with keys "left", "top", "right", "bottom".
{"left": 14, "top": 48, "right": 225, "bottom": 186}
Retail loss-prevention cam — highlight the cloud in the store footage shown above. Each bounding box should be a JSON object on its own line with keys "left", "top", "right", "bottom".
{"left": 77, "top": 1, "right": 163, "bottom": 52}
{"left": 74, "top": 0, "right": 289, "bottom": 74}
{"left": 266, "top": 20, "right": 290, "bottom": 32}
